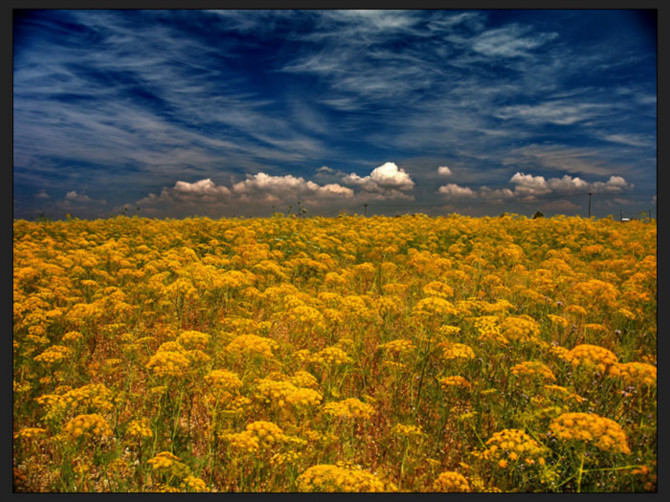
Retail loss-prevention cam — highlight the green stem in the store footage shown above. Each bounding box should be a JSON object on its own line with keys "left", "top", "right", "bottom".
{"left": 576, "top": 449, "right": 586, "bottom": 493}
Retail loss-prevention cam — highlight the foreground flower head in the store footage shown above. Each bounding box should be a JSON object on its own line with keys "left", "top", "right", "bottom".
{"left": 563, "top": 344, "right": 618, "bottom": 373}
{"left": 64, "top": 413, "right": 113, "bottom": 441}
{"left": 433, "top": 471, "right": 471, "bottom": 492}
{"left": 510, "top": 361, "right": 557, "bottom": 382}
{"left": 549, "top": 412, "right": 631, "bottom": 454}
{"left": 476, "top": 428, "right": 547, "bottom": 467}
{"left": 296, "top": 463, "right": 395, "bottom": 492}
{"left": 608, "top": 362, "right": 657, "bottom": 388}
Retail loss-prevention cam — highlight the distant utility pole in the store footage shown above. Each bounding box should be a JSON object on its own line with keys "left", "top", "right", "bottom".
{"left": 364, "top": 203, "right": 368, "bottom": 217}
{"left": 588, "top": 192, "right": 592, "bottom": 218}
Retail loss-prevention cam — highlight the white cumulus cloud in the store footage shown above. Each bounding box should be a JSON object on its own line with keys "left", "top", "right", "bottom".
{"left": 174, "top": 178, "right": 231, "bottom": 197}
{"left": 342, "top": 162, "right": 414, "bottom": 199}
{"left": 438, "top": 183, "right": 476, "bottom": 198}
{"left": 437, "top": 166, "right": 452, "bottom": 176}
{"left": 65, "top": 191, "right": 93, "bottom": 202}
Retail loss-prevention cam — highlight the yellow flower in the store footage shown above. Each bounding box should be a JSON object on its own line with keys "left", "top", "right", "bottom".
{"left": 547, "top": 314, "right": 569, "bottom": 328}
{"left": 392, "top": 423, "right": 425, "bottom": 439}
{"left": 33, "top": 345, "right": 71, "bottom": 365}
{"left": 147, "top": 451, "right": 190, "bottom": 478}
{"left": 433, "top": 471, "right": 471, "bottom": 492}
{"left": 179, "top": 476, "right": 208, "bottom": 492}
{"left": 608, "top": 362, "right": 657, "bottom": 388}
{"left": 564, "top": 344, "right": 618, "bottom": 373}
{"left": 412, "top": 297, "right": 458, "bottom": 319}
{"left": 61, "top": 331, "right": 84, "bottom": 344}
{"left": 543, "top": 384, "right": 587, "bottom": 404}
{"left": 439, "top": 342, "right": 475, "bottom": 361}
{"left": 438, "top": 375, "right": 471, "bottom": 390}
{"left": 226, "top": 334, "right": 278, "bottom": 359}
{"left": 14, "top": 427, "right": 47, "bottom": 440}
{"left": 510, "top": 361, "right": 557, "bottom": 382}
{"left": 477, "top": 429, "right": 548, "bottom": 467}
{"left": 549, "top": 412, "right": 631, "bottom": 454}
{"left": 64, "top": 413, "right": 113, "bottom": 440}
{"left": 423, "top": 281, "right": 454, "bottom": 298}
{"left": 323, "top": 398, "right": 375, "bottom": 420}
{"left": 296, "top": 463, "right": 395, "bottom": 492}
{"left": 312, "top": 346, "right": 351, "bottom": 366}
{"left": 145, "top": 350, "right": 191, "bottom": 377}
{"left": 500, "top": 315, "right": 540, "bottom": 344}
{"left": 377, "top": 339, "right": 415, "bottom": 356}
{"left": 204, "top": 369, "right": 243, "bottom": 396}
{"left": 474, "top": 316, "right": 508, "bottom": 345}
{"left": 176, "top": 330, "right": 210, "bottom": 350}
{"left": 126, "top": 418, "right": 153, "bottom": 440}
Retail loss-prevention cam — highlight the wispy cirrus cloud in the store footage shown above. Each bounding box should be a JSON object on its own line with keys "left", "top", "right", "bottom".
{"left": 471, "top": 24, "right": 559, "bottom": 58}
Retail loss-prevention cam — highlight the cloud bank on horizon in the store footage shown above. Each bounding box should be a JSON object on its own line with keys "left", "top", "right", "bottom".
{"left": 13, "top": 9, "right": 657, "bottom": 219}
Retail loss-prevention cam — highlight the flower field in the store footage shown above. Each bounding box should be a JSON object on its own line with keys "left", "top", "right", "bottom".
{"left": 13, "top": 214, "right": 656, "bottom": 492}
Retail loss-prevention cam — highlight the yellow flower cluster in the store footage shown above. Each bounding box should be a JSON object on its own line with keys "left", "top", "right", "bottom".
{"left": 439, "top": 342, "right": 476, "bottom": 361}
{"left": 412, "top": 297, "right": 458, "bottom": 319}
{"left": 311, "top": 346, "right": 351, "bottom": 366}
{"left": 584, "top": 323, "right": 608, "bottom": 334}
{"left": 254, "top": 378, "right": 297, "bottom": 404}
{"left": 33, "top": 345, "right": 71, "bottom": 364}
{"left": 287, "top": 304, "right": 327, "bottom": 331}
{"left": 549, "top": 412, "right": 631, "bottom": 454}
{"left": 147, "top": 451, "right": 190, "bottom": 478}
{"left": 289, "top": 370, "right": 319, "bottom": 389}
{"left": 245, "top": 421, "right": 290, "bottom": 447}
{"left": 222, "top": 420, "right": 298, "bottom": 454}
{"left": 285, "top": 387, "right": 324, "bottom": 408}
{"left": 477, "top": 429, "right": 547, "bottom": 468}
{"left": 126, "top": 418, "right": 153, "bottom": 440}
{"left": 270, "top": 451, "right": 302, "bottom": 468}
{"left": 608, "top": 362, "right": 657, "bottom": 387}
{"left": 179, "top": 476, "right": 208, "bottom": 492}
{"left": 226, "top": 334, "right": 278, "bottom": 359}
{"left": 377, "top": 339, "right": 415, "bottom": 356}
{"left": 433, "top": 471, "right": 471, "bottom": 492}
{"left": 62, "top": 384, "right": 114, "bottom": 413}
{"left": 14, "top": 427, "right": 47, "bottom": 440}
{"left": 474, "top": 316, "right": 508, "bottom": 345}
{"left": 36, "top": 384, "right": 115, "bottom": 421}
{"left": 175, "top": 330, "right": 210, "bottom": 350}
{"left": 145, "top": 349, "right": 191, "bottom": 378}
{"left": 547, "top": 314, "right": 569, "bottom": 328}
{"left": 204, "top": 369, "right": 243, "bottom": 396}
{"left": 64, "top": 413, "right": 113, "bottom": 440}
{"left": 563, "top": 344, "right": 618, "bottom": 373}
{"left": 423, "top": 281, "right": 454, "bottom": 298}
{"left": 510, "top": 361, "right": 557, "bottom": 382}
{"left": 391, "top": 423, "right": 424, "bottom": 439}
{"left": 296, "top": 463, "right": 394, "bottom": 492}
{"left": 438, "top": 325, "right": 461, "bottom": 338}
{"left": 323, "top": 398, "right": 375, "bottom": 420}
{"left": 254, "top": 377, "right": 322, "bottom": 408}
{"left": 542, "top": 385, "right": 587, "bottom": 404}
{"left": 438, "top": 375, "right": 471, "bottom": 390}
{"left": 61, "top": 331, "right": 84, "bottom": 343}
{"left": 500, "top": 315, "right": 540, "bottom": 344}
{"left": 564, "top": 304, "right": 587, "bottom": 317}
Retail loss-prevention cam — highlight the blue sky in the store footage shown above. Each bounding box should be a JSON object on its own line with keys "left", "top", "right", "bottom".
{"left": 13, "top": 9, "right": 657, "bottom": 219}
